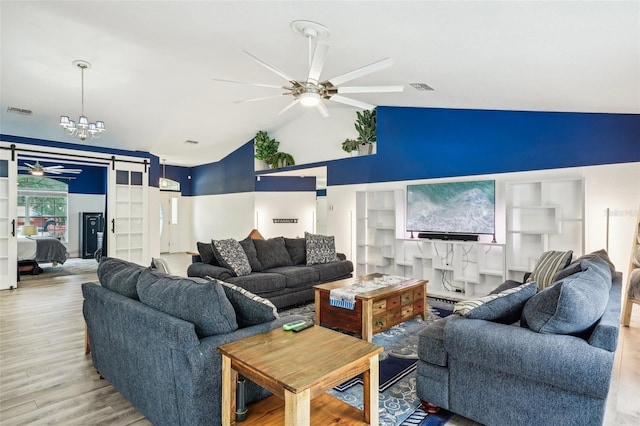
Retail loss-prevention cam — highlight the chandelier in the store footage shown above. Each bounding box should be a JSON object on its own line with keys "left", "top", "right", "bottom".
{"left": 59, "top": 60, "right": 106, "bottom": 141}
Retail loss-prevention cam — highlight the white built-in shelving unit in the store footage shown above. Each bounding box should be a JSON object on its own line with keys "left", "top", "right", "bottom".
{"left": 505, "top": 177, "right": 585, "bottom": 281}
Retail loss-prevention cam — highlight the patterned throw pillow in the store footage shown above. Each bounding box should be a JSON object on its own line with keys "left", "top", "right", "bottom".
{"left": 212, "top": 278, "right": 279, "bottom": 328}
{"left": 453, "top": 282, "right": 537, "bottom": 324}
{"left": 305, "top": 232, "right": 339, "bottom": 265}
{"left": 212, "top": 238, "right": 252, "bottom": 277}
{"left": 527, "top": 250, "right": 573, "bottom": 291}
{"left": 151, "top": 257, "right": 172, "bottom": 275}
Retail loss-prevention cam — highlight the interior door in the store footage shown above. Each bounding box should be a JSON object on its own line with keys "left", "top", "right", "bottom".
{"left": 0, "top": 149, "right": 17, "bottom": 289}
{"left": 107, "top": 161, "right": 149, "bottom": 264}
{"left": 159, "top": 192, "right": 180, "bottom": 253}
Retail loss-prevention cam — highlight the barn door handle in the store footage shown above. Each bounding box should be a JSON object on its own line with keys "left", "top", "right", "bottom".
{"left": 11, "top": 219, "right": 15, "bottom": 237}
{"left": 111, "top": 219, "right": 115, "bottom": 233}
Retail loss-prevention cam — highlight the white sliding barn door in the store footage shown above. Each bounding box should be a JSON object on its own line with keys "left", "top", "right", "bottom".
{"left": 107, "top": 161, "right": 149, "bottom": 264}
{"left": 0, "top": 149, "right": 17, "bottom": 289}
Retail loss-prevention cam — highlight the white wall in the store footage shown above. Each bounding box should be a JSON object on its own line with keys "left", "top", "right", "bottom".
{"left": 255, "top": 192, "right": 317, "bottom": 238}
{"left": 67, "top": 193, "right": 105, "bottom": 258}
{"left": 190, "top": 192, "right": 255, "bottom": 245}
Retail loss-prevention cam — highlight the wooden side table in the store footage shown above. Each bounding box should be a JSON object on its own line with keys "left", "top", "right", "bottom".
{"left": 218, "top": 326, "right": 383, "bottom": 426}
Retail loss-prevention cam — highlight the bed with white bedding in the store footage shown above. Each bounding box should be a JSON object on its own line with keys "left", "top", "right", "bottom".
{"left": 18, "top": 236, "right": 68, "bottom": 265}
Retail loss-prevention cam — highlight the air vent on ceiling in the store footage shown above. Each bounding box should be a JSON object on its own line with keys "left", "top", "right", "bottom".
{"left": 7, "top": 106, "right": 33, "bottom": 115}
{"left": 184, "top": 140, "right": 199, "bottom": 145}
{"left": 409, "top": 83, "right": 434, "bottom": 91}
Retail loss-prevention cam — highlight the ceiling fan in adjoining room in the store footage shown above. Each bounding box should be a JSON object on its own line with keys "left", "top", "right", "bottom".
{"left": 18, "top": 161, "right": 82, "bottom": 176}
{"left": 212, "top": 20, "right": 404, "bottom": 118}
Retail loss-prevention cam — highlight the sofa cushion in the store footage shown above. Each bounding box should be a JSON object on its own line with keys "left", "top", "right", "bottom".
{"left": 418, "top": 315, "right": 456, "bottom": 367}
{"left": 526, "top": 250, "right": 573, "bottom": 291}
{"left": 265, "top": 265, "right": 319, "bottom": 288}
{"left": 453, "top": 282, "right": 537, "bottom": 324}
{"left": 212, "top": 238, "right": 251, "bottom": 277}
{"left": 521, "top": 258, "right": 611, "bottom": 335}
{"left": 239, "top": 237, "right": 263, "bottom": 272}
{"left": 197, "top": 241, "right": 219, "bottom": 266}
{"left": 305, "top": 232, "right": 339, "bottom": 265}
{"left": 553, "top": 249, "right": 616, "bottom": 282}
{"left": 225, "top": 272, "right": 287, "bottom": 295}
{"left": 284, "top": 237, "right": 306, "bottom": 265}
{"left": 309, "top": 260, "right": 354, "bottom": 282}
{"left": 213, "top": 279, "right": 278, "bottom": 327}
{"left": 253, "top": 237, "right": 293, "bottom": 269}
{"left": 136, "top": 268, "right": 237, "bottom": 338}
{"left": 98, "top": 256, "right": 146, "bottom": 299}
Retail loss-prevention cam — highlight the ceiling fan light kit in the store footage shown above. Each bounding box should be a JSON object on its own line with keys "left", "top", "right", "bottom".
{"left": 59, "top": 60, "right": 106, "bottom": 141}
{"left": 212, "top": 20, "right": 404, "bottom": 117}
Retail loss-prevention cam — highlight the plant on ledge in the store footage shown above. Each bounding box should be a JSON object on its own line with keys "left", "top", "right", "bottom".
{"left": 254, "top": 130, "right": 279, "bottom": 165}
{"left": 268, "top": 152, "right": 295, "bottom": 169}
{"left": 341, "top": 109, "right": 377, "bottom": 156}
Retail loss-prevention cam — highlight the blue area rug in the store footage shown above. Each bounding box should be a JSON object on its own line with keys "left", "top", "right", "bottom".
{"left": 280, "top": 297, "right": 453, "bottom": 425}
{"left": 399, "top": 406, "right": 454, "bottom": 426}
{"left": 334, "top": 351, "right": 417, "bottom": 392}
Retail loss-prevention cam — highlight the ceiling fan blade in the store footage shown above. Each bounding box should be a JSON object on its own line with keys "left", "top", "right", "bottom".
{"left": 307, "top": 42, "right": 329, "bottom": 84}
{"left": 242, "top": 50, "right": 297, "bottom": 84}
{"left": 328, "top": 94, "right": 376, "bottom": 111}
{"left": 338, "top": 85, "right": 404, "bottom": 94}
{"left": 24, "top": 162, "right": 35, "bottom": 168}
{"left": 60, "top": 169, "right": 82, "bottom": 174}
{"left": 277, "top": 99, "right": 301, "bottom": 116}
{"left": 18, "top": 166, "right": 29, "bottom": 171}
{"left": 47, "top": 170, "right": 62, "bottom": 175}
{"left": 327, "top": 58, "right": 394, "bottom": 87}
{"left": 212, "top": 77, "right": 287, "bottom": 90}
{"left": 46, "top": 165, "right": 64, "bottom": 169}
{"left": 315, "top": 101, "right": 330, "bottom": 118}
{"left": 235, "top": 94, "right": 289, "bottom": 104}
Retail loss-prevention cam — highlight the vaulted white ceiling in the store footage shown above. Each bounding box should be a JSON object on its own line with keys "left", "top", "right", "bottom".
{"left": 1, "top": 1, "right": 638, "bottom": 166}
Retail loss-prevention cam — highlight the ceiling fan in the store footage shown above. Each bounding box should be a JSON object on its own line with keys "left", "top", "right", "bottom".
{"left": 213, "top": 20, "right": 404, "bottom": 118}
{"left": 18, "top": 161, "right": 82, "bottom": 176}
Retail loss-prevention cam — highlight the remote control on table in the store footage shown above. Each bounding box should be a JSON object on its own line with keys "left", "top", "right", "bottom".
{"left": 282, "top": 320, "right": 306, "bottom": 331}
{"left": 292, "top": 322, "right": 314, "bottom": 333}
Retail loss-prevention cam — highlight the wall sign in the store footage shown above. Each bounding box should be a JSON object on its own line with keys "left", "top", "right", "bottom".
{"left": 273, "top": 218, "right": 298, "bottom": 223}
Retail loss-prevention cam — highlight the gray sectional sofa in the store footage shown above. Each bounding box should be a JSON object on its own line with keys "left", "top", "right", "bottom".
{"left": 83, "top": 257, "right": 306, "bottom": 426}
{"left": 417, "top": 252, "right": 622, "bottom": 425}
{"left": 187, "top": 235, "right": 353, "bottom": 309}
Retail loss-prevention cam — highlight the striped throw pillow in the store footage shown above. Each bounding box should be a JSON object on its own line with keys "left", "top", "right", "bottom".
{"left": 453, "top": 282, "right": 537, "bottom": 323}
{"left": 527, "top": 250, "right": 573, "bottom": 291}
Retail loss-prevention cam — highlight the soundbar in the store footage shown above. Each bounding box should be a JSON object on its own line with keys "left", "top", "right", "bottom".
{"left": 417, "top": 232, "right": 479, "bottom": 242}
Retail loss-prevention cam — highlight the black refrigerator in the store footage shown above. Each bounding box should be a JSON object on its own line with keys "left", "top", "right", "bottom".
{"left": 80, "top": 212, "right": 104, "bottom": 259}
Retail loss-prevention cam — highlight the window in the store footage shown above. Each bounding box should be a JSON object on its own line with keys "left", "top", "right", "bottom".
{"left": 17, "top": 176, "right": 68, "bottom": 241}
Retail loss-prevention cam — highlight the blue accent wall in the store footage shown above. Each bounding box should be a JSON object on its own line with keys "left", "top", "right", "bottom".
{"left": 255, "top": 176, "right": 316, "bottom": 192}
{"left": 191, "top": 140, "right": 255, "bottom": 196}
{"left": 327, "top": 107, "right": 640, "bottom": 185}
{"left": 67, "top": 165, "right": 106, "bottom": 194}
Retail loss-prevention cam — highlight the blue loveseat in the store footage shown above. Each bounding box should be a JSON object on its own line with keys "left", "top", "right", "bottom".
{"left": 417, "top": 253, "right": 622, "bottom": 425}
{"left": 83, "top": 257, "right": 305, "bottom": 426}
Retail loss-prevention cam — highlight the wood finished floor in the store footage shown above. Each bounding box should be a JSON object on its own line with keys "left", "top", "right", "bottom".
{"left": 1, "top": 253, "right": 639, "bottom": 425}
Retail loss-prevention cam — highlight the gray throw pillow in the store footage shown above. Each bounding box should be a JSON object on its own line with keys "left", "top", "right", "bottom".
{"left": 253, "top": 237, "right": 293, "bottom": 270}
{"left": 136, "top": 269, "right": 237, "bottom": 338}
{"left": 305, "top": 232, "right": 339, "bottom": 265}
{"left": 521, "top": 259, "right": 611, "bottom": 335}
{"left": 98, "top": 256, "right": 146, "bottom": 299}
{"left": 212, "top": 238, "right": 252, "bottom": 277}
{"left": 151, "top": 257, "right": 171, "bottom": 275}
{"left": 553, "top": 249, "right": 616, "bottom": 282}
{"left": 197, "top": 241, "right": 218, "bottom": 266}
{"left": 239, "top": 237, "right": 263, "bottom": 272}
{"left": 284, "top": 237, "right": 306, "bottom": 265}
{"left": 213, "top": 279, "right": 278, "bottom": 327}
{"left": 526, "top": 250, "right": 573, "bottom": 291}
{"left": 453, "top": 282, "right": 537, "bottom": 324}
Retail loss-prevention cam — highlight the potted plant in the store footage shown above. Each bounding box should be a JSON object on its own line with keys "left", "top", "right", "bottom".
{"left": 341, "top": 109, "right": 377, "bottom": 156}
{"left": 354, "top": 109, "right": 376, "bottom": 155}
{"left": 341, "top": 138, "right": 360, "bottom": 156}
{"left": 254, "top": 130, "right": 279, "bottom": 168}
{"left": 268, "top": 152, "right": 295, "bottom": 169}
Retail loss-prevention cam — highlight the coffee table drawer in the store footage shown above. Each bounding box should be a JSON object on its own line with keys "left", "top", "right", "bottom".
{"left": 401, "top": 304, "right": 414, "bottom": 319}
{"left": 401, "top": 291, "right": 413, "bottom": 305}
{"left": 414, "top": 287, "right": 425, "bottom": 301}
{"left": 387, "top": 295, "right": 401, "bottom": 309}
{"left": 373, "top": 314, "right": 387, "bottom": 333}
{"left": 372, "top": 300, "right": 387, "bottom": 315}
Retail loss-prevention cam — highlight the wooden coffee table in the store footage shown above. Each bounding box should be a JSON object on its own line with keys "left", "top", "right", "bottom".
{"left": 218, "top": 325, "right": 383, "bottom": 426}
{"left": 314, "top": 273, "right": 428, "bottom": 342}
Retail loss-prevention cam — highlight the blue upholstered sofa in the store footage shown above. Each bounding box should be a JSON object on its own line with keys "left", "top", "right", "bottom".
{"left": 83, "top": 257, "right": 306, "bottom": 426}
{"left": 417, "top": 254, "right": 622, "bottom": 425}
